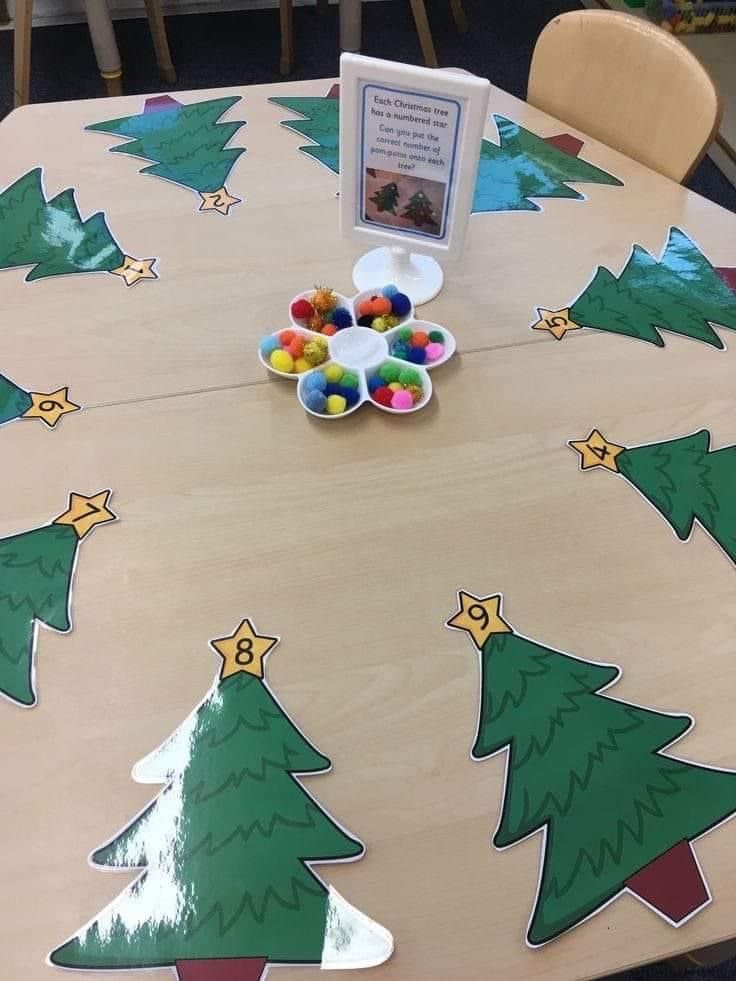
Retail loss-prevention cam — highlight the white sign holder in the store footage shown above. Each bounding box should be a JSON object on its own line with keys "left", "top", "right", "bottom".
{"left": 339, "top": 54, "right": 490, "bottom": 305}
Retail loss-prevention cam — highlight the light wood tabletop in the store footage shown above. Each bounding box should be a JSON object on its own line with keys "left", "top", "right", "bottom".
{"left": 2, "top": 78, "right": 736, "bottom": 981}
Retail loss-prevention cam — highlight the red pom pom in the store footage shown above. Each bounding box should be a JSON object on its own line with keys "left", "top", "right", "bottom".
{"left": 279, "top": 329, "right": 296, "bottom": 346}
{"left": 411, "top": 330, "right": 430, "bottom": 348}
{"left": 291, "top": 299, "right": 314, "bottom": 321}
{"left": 321, "top": 323, "right": 337, "bottom": 336}
{"left": 372, "top": 386, "right": 394, "bottom": 407}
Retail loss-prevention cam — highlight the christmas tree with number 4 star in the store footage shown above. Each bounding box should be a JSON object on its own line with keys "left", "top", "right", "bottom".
{"left": 50, "top": 619, "right": 393, "bottom": 980}
{"left": 446, "top": 589, "right": 736, "bottom": 947}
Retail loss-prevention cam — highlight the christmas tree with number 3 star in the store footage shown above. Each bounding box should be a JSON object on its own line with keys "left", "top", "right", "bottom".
{"left": 446, "top": 590, "right": 736, "bottom": 946}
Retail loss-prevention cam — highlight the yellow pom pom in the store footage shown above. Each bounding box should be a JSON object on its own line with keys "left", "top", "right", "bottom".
{"left": 372, "top": 316, "right": 388, "bottom": 333}
{"left": 326, "top": 394, "right": 347, "bottom": 415}
{"left": 294, "top": 357, "right": 311, "bottom": 373}
{"left": 270, "top": 349, "right": 294, "bottom": 373}
{"left": 304, "top": 341, "right": 328, "bottom": 366}
{"left": 388, "top": 382, "right": 402, "bottom": 392}
{"left": 383, "top": 314, "right": 401, "bottom": 328}
{"left": 324, "top": 363, "right": 344, "bottom": 383}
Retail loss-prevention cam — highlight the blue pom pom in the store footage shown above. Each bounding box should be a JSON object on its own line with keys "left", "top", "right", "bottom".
{"left": 368, "top": 375, "right": 384, "bottom": 393}
{"left": 391, "top": 343, "right": 410, "bottom": 360}
{"left": 407, "top": 346, "right": 426, "bottom": 364}
{"left": 324, "top": 383, "right": 343, "bottom": 397}
{"left": 341, "top": 386, "right": 360, "bottom": 407}
{"left": 304, "top": 371, "right": 327, "bottom": 392}
{"left": 391, "top": 292, "right": 412, "bottom": 317}
{"left": 259, "top": 336, "right": 280, "bottom": 357}
{"left": 381, "top": 284, "right": 399, "bottom": 298}
{"left": 330, "top": 307, "right": 353, "bottom": 330}
{"left": 305, "top": 390, "right": 327, "bottom": 413}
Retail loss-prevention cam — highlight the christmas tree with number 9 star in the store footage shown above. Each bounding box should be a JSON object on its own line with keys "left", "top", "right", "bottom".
{"left": 50, "top": 619, "right": 393, "bottom": 980}
{"left": 446, "top": 590, "right": 736, "bottom": 947}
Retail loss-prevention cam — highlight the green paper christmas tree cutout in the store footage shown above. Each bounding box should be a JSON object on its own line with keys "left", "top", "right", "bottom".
{"left": 87, "top": 96, "right": 246, "bottom": 215}
{"left": 571, "top": 429, "right": 736, "bottom": 568}
{"left": 473, "top": 115, "right": 623, "bottom": 213}
{"left": 0, "top": 168, "right": 156, "bottom": 285}
{"left": 50, "top": 626, "right": 393, "bottom": 979}
{"left": 566, "top": 228, "right": 736, "bottom": 348}
{"left": 447, "top": 592, "right": 736, "bottom": 947}
{"left": 369, "top": 181, "right": 399, "bottom": 214}
{"left": 0, "top": 491, "right": 116, "bottom": 707}
{"left": 0, "top": 375, "right": 32, "bottom": 426}
{"left": 269, "top": 93, "right": 340, "bottom": 176}
{"left": 0, "top": 375, "right": 79, "bottom": 429}
{"left": 402, "top": 190, "right": 439, "bottom": 229}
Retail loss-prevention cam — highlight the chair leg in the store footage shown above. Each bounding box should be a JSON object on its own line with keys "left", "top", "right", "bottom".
{"left": 13, "top": 0, "right": 33, "bottom": 107}
{"left": 449, "top": 0, "right": 468, "bottom": 34}
{"left": 316, "top": 0, "right": 328, "bottom": 15}
{"left": 279, "top": 0, "right": 294, "bottom": 75}
{"left": 408, "top": 0, "right": 438, "bottom": 68}
{"left": 0, "top": 0, "right": 11, "bottom": 25}
{"left": 83, "top": 0, "right": 122, "bottom": 96}
{"left": 143, "top": 0, "right": 177, "bottom": 83}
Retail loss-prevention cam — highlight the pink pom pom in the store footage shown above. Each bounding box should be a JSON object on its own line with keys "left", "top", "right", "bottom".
{"left": 391, "top": 390, "right": 413, "bottom": 410}
{"left": 425, "top": 342, "right": 444, "bottom": 362}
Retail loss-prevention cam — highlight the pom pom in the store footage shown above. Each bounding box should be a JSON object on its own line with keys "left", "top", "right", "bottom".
{"left": 379, "top": 362, "right": 401, "bottom": 383}
{"left": 399, "top": 368, "right": 422, "bottom": 386}
{"left": 279, "top": 329, "right": 296, "bottom": 346}
{"left": 372, "top": 386, "right": 394, "bottom": 407}
{"left": 313, "top": 286, "right": 338, "bottom": 315}
{"left": 388, "top": 382, "right": 402, "bottom": 392}
{"left": 340, "top": 372, "right": 359, "bottom": 389}
{"left": 326, "top": 394, "right": 347, "bottom": 415}
{"left": 429, "top": 329, "right": 444, "bottom": 343}
{"left": 304, "top": 341, "right": 328, "bottom": 366}
{"left": 358, "top": 294, "right": 392, "bottom": 317}
{"left": 391, "top": 343, "right": 410, "bottom": 361}
{"left": 381, "top": 284, "right": 399, "bottom": 298}
{"left": 425, "top": 342, "right": 444, "bottom": 362}
{"left": 383, "top": 315, "right": 401, "bottom": 329}
{"left": 407, "top": 384, "right": 424, "bottom": 404}
{"left": 397, "top": 327, "right": 413, "bottom": 343}
{"left": 411, "top": 330, "right": 429, "bottom": 348}
{"left": 294, "top": 357, "right": 311, "bottom": 373}
{"left": 291, "top": 298, "right": 314, "bottom": 321}
{"left": 288, "top": 335, "right": 305, "bottom": 358}
{"left": 391, "top": 390, "right": 414, "bottom": 410}
{"left": 372, "top": 316, "right": 388, "bottom": 333}
{"left": 357, "top": 315, "right": 374, "bottom": 328}
{"left": 270, "top": 349, "right": 294, "bottom": 373}
{"left": 368, "top": 375, "right": 384, "bottom": 394}
{"left": 391, "top": 292, "right": 412, "bottom": 317}
{"left": 315, "top": 336, "right": 328, "bottom": 349}
{"left": 329, "top": 307, "right": 353, "bottom": 330}
{"left": 324, "top": 363, "right": 344, "bottom": 384}
{"left": 407, "top": 347, "right": 426, "bottom": 364}
{"left": 259, "top": 336, "right": 280, "bottom": 357}
{"left": 324, "top": 383, "right": 343, "bottom": 397}
{"left": 304, "top": 371, "right": 327, "bottom": 391}
{"left": 308, "top": 314, "right": 324, "bottom": 332}
{"left": 305, "top": 390, "right": 327, "bottom": 413}
{"left": 341, "top": 387, "right": 360, "bottom": 407}
{"left": 321, "top": 323, "right": 338, "bottom": 336}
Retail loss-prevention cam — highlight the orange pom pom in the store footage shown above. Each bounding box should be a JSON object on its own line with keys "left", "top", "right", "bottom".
{"left": 279, "top": 329, "right": 296, "bottom": 346}
{"left": 312, "top": 286, "right": 338, "bottom": 315}
{"left": 358, "top": 294, "right": 392, "bottom": 318}
{"left": 411, "top": 330, "right": 430, "bottom": 348}
{"left": 321, "top": 323, "right": 337, "bottom": 336}
{"left": 308, "top": 314, "right": 324, "bottom": 332}
{"left": 288, "top": 335, "right": 305, "bottom": 358}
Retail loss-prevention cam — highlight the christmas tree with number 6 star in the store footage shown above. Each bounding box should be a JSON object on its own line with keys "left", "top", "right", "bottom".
{"left": 446, "top": 589, "right": 736, "bottom": 947}
{"left": 50, "top": 619, "right": 393, "bottom": 981}
{"left": 0, "top": 374, "right": 79, "bottom": 429}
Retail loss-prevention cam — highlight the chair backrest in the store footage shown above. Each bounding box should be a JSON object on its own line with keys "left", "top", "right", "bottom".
{"left": 528, "top": 9, "right": 721, "bottom": 183}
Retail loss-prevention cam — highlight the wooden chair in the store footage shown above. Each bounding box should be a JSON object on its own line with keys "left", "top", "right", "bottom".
{"left": 280, "top": 0, "right": 328, "bottom": 75}
{"left": 13, "top": 0, "right": 176, "bottom": 106}
{"left": 409, "top": 0, "right": 468, "bottom": 69}
{"left": 528, "top": 9, "right": 721, "bottom": 183}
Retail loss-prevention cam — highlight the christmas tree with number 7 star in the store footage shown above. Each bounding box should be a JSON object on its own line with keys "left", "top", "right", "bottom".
{"left": 50, "top": 619, "right": 394, "bottom": 980}
{"left": 446, "top": 589, "right": 736, "bottom": 947}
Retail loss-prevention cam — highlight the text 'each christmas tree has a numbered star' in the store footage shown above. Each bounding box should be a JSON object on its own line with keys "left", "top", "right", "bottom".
{"left": 49, "top": 618, "right": 394, "bottom": 981}
{"left": 446, "top": 589, "right": 736, "bottom": 947}
{"left": 0, "top": 169, "right": 157, "bottom": 285}
{"left": 0, "top": 490, "right": 116, "bottom": 708}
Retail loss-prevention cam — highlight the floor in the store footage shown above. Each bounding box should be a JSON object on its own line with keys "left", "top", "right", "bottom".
{"left": 2, "top": 1, "right": 736, "bottom": 977}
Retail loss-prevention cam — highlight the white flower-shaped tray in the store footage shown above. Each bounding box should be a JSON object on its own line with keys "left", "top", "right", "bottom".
{"left": 258, "top": 287, "right": 456, "bottom": 420}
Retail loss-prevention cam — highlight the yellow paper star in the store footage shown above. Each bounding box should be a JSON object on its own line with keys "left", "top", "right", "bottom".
{"left": 446, "top": 590, "right": 512, "bottom": 650}
{"left": 110, "top": 255, "right": 158, "bottom": 287}
{"left": 569, "top": 429, "right": 626, "bottom": 472}
{"left": 53, "top": 490, "right": 117, "bottom": 539}
{"left": 531, "top": 307, "right": 581, "bottom": 340}
{"left": 23, "top": 387, "right": 80, "bottom": 428}
{"left": 199, "top": 187, "right": 241, "bottom": 216}
{"left": 211, "top": 619, "right": 279, "bottom": 681}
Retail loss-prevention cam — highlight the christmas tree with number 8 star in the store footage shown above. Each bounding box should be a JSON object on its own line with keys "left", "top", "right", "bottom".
{"left": 446, "top": 589, "right": 736, "bottom": 947}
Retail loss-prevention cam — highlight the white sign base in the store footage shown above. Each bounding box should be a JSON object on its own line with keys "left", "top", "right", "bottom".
{"left": 352, "top": 246, "right": 444, "bottom": 305}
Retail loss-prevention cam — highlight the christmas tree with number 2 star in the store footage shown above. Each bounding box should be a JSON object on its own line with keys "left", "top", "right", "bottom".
{"left": 50, "top": 619, "right": 393, "bottom": 981}
{"left": 446, "top": 590, "right": 736, "bottom": 947}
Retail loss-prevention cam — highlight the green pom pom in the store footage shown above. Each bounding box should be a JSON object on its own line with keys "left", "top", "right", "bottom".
{"left": 341, "top": 372, "right": 359, "bottom": 389}
{"left": 399, "top": 368, "right": 422, "bottom": 386}
{"left": 397, "top": 327, "right": 413, "bottom": 343}
{"left": 379, "top": 362, "right": 401, "bottom": 383}
{"left": 429, "top": 330, "right": 444, "bottom": 343}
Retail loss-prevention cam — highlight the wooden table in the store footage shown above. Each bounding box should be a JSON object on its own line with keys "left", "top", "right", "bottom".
{"left": 2, "top": 79, "right": 736, "bottom": 981}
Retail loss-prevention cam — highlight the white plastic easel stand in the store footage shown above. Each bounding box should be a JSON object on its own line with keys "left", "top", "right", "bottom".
{"left": 352, "top": 245, "right": 444, "bottom": 306}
